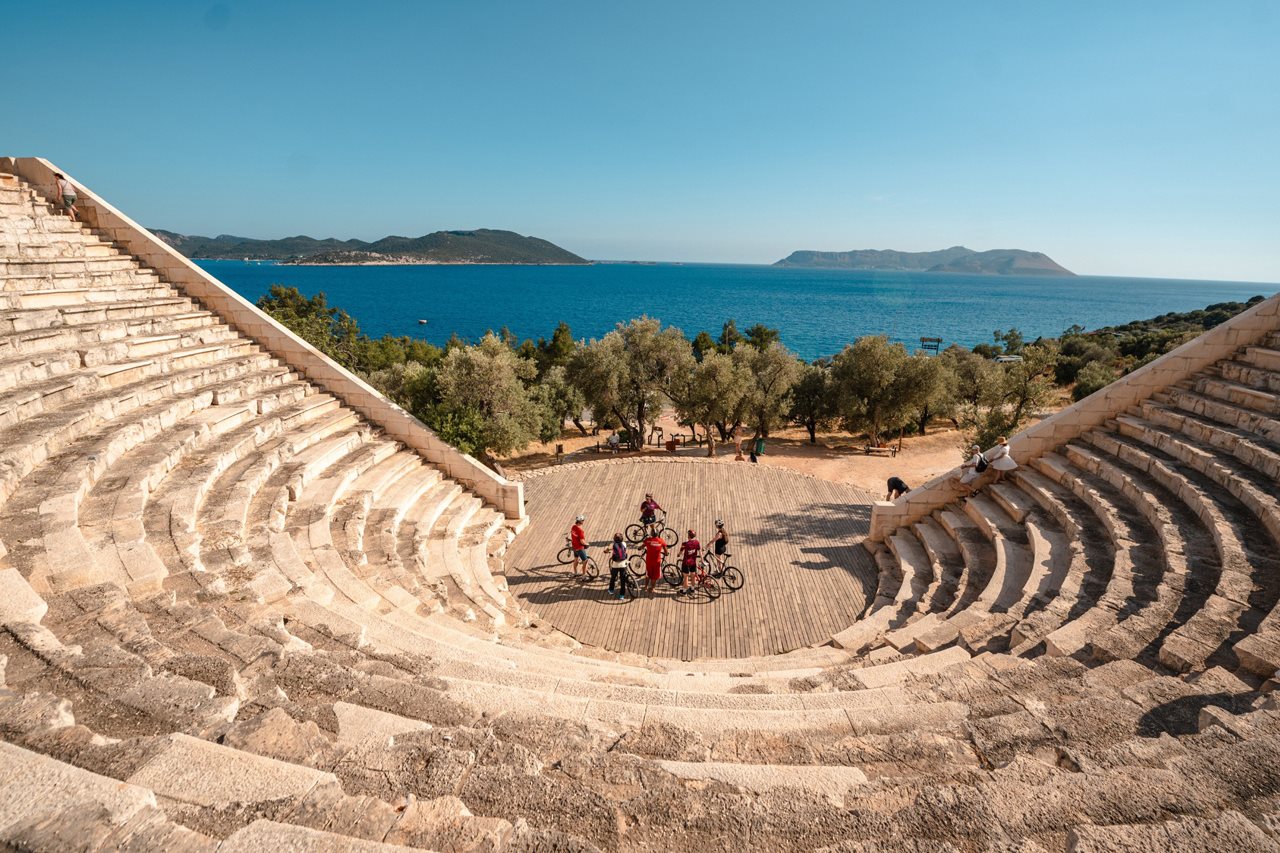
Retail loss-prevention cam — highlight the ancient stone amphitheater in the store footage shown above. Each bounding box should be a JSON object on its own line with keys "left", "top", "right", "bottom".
{"left": 1, "top": 157, "right": 1279, "bottom": 852}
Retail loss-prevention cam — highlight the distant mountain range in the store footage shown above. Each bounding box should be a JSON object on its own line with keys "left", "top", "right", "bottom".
{"left": 153, "top": 229, "right": 589, "bottom": 265}
{"left": 774, "top": 246, "right": 1074, "bottom": 276}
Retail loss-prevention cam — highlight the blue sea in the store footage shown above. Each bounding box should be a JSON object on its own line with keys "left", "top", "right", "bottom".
{"left": 196, "top": 260, "right": 1277, "bottom": 362}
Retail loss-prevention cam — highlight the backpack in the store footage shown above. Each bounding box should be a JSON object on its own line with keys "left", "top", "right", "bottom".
{"left": 975, "top": 453, "right": 989, "bottom": 473}
{"left": 611, "top": 542, "right": 627, "bottom": 562}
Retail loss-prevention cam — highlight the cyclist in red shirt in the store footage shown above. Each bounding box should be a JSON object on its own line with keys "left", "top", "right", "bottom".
{"left": 677, "top": 529, "right": 700, "bottom": 597}
{"left": 569, "top": 515, "right": 588, "bottom": 580}
{"left": 642, "top": 531, "right": 667, "bottom": 595}
{"left": 639, "top": 493, "right": 663, "bottom": 532}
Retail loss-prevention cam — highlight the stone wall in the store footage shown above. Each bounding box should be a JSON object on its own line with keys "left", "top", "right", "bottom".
{"left": 3, "top": 157, "right": 524, "bottom": 520}
{"left": 866, "top": 290, "right": 1280, "bottom": 544}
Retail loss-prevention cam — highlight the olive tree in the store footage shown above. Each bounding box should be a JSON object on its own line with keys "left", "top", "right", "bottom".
{"left": 830, "top": 336, "right": 926, "bottom": 446}
{"left": 567, "top": 317, "right": 694, "bottom": 450}
{"left": 790, "top": 360, "right": 836, "bottom": 444}
{"left": 671, "top": 350, "right": 753, "bottom": 456}
{"left": 433, "top": 332, "right": 544, "bottom": 458}
{"left": 736, "top": 341, "right": 801, "bottom": 440}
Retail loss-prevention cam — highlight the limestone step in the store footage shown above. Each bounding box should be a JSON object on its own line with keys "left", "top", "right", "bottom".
{"left": 0, "top": 740, "right": 157, "bottom": 834}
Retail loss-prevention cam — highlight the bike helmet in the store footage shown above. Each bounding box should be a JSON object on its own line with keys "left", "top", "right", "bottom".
{"left": 575, "top": 515, "right": 585, "bottom": 522}
{"left": 687, "top": 529, "right": 696, "bottom": 539}
{"left": 645, "top": 492, "right": 653, "bottom": 498}
{"left": 714, "top": 519, "right": 724, "bottom": 528}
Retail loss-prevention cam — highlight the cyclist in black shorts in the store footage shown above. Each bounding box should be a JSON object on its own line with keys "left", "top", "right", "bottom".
{"left": 712, "top": 518, "right": 729, "bottom": 573}
{"left": 677, "top": 529, "right": 700, "bottom": 597}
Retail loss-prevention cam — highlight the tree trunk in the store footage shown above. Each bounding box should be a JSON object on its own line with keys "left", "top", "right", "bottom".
{"left": 704, "top": 424, "right": 716, "bottom": 457}
{"left": 806, "top": 420, "right": 817, "bottom": 444}
{"left": 917, "top": 405, "right": 930, "bottom": 437}
{"left": 572, "top": 416, "right": 588, "bottom": 436}
{"left": 633, "top": 402, "right": 647, "bottom": 451}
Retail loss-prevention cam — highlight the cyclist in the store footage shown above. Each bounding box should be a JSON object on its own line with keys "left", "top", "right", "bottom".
{"left": 642, "top": 529, "right": 667, "bottom": 595}
{"left": 677, "top": 529, "right": 700, "bottom": 597}
{"left": 569, "top": 515, "right": 589, "bottom": 580}
{"left": 607, "top": 533, "right": 629, "bottom": 599}
{"left": 639, "top": 492, "right": 664, "bottom": 534}
{"left": 712, "top": 519, "right": 729, "bottom": 573}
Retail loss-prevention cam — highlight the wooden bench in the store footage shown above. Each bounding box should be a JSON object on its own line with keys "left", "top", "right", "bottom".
{"left": 864, "top": 445, "right": 898, "bottom": 457}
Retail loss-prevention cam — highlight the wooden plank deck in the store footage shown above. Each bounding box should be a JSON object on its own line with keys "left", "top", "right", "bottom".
{"left": 504, "top": 459, "right": 877, "bottom": 660}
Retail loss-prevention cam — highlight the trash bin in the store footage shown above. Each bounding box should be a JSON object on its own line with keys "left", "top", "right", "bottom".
{"left": 555, "top": 443, "right": 564, "bottom": 456}
{"left": 665, "top": 438, "right": 677, "bottom": 452}
{"left": 754, "top": 437, "right": 765, "bottom": 456}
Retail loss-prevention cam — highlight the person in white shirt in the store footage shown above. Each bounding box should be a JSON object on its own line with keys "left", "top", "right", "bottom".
{"left": 986, "top": 437, "right": 1018, "bottom": 483}
{"left": 53, "top": 173, "right": 78, "bottom": 222}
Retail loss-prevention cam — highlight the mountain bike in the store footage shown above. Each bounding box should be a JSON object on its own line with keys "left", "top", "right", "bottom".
{"left": 626, "top": 511, "right": 678, "bottom": 546}
{"left": 664, "top": 561, "right": 720, "bottom": 600}
{"left": 700, "top": 550, "right": 744, "bottom": 591}
{"left": 557, "top": 536, "right": 599, "bottom": 578}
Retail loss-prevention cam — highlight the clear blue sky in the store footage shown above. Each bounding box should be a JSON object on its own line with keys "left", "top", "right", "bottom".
{"left": 5, "top": 1, "right": 1278, "bottom": 281}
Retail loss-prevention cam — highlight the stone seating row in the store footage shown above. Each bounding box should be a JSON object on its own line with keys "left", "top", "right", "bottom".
{"left": 869, "top": 339, "right": 1280, "bottom": 685}
{"left": 5, "top": 569, "right": 1279, "bottom": 849}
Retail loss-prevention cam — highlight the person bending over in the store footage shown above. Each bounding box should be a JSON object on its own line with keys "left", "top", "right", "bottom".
{"left": 885, "top": 476, "right": 910, "bottom": 501}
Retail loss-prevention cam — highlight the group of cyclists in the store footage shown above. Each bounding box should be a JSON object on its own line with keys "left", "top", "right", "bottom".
{"left": 566, "top": 493, "right": 731, "bottom": 599}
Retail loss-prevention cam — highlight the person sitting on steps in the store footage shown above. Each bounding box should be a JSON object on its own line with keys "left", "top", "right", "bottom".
{"left": 985, "top": 436, "right": 1019, "bottom": 483}
{"left": 569, "top": 515, "right": 589, "bottom": 580}
{"left": 955, "top": 444, "right": 988, "bottom": 499}
{"left": 677, "top": 529, "right": 700, "bottom": 597}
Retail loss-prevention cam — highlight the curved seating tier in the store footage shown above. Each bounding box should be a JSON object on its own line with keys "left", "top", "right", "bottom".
{"left": 3, "top": 168, "right": 1280, "bottom": 850}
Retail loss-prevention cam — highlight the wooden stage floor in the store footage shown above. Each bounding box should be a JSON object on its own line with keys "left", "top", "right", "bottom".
{"left": 503, "top": 459, "right": 877, "bottom": 660}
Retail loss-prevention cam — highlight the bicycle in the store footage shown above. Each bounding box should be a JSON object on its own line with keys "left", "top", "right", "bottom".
{"left": 625, "top": 511, "right": 678, "bottom": 547}
{"left": 663, "top": 561, "right": 720, "bottom": 600}
{"left": 700, "top": 550, "right": 744, "bottom": 591}
{"left": 557, "top": 536, "right": 599, "bottom": 579}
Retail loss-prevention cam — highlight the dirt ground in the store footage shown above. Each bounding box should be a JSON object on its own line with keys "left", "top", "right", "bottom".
{"left": 498, "top": 407, "right": 1047, "bottom": 495}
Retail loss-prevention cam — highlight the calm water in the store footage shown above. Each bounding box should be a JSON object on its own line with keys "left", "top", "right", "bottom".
{"left": 197, "top": 260, "right": 1277, "bottom": 362}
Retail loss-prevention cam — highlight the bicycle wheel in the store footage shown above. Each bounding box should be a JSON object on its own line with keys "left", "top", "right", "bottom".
{"left": 662, "top": 563, "right": 681, "bottom": 588}
{"left": 628, "top": 554, "right": 647, "bottom": 579}
{"left": 701, "top": 577, "right": 721, "bottom": 600}
{"left": 556, "top": 546, "right": 573, "bottom": 564}
{"left": 625, "top": 523, "right": 645, "bottom": 543}
{"left": 660, "top": 526, "right": 678, "bottom": 547}
{"left": 584, "top": 558, "right": 599, "bottom": 579}
{"left": 721, "top": 566, "right": 743, "bottom": 591}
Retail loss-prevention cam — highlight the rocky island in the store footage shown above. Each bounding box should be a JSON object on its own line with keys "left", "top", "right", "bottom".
{"left": 775, "top": 245, "right": 1074, "bottom": 276}
{"left": 155, "top": 228, "right": 589, "bottom": 265}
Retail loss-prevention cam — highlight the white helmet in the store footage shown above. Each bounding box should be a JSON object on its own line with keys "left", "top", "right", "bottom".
{"left": 575, "top": 515, "right": 585, "bottom": 523}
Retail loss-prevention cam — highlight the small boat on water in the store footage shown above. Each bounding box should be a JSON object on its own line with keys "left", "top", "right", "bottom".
{"left": 418, "top": 319, "right": 428, "bottom": 325}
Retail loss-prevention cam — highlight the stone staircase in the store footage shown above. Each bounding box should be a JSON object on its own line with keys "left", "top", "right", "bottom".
{"left": 2, "top": 164, "right": 1280, "bottom": 850}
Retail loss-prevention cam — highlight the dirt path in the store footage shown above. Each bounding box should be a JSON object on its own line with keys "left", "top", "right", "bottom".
{"left": 500, "top": 410, "right": 980, "bottom": 495}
